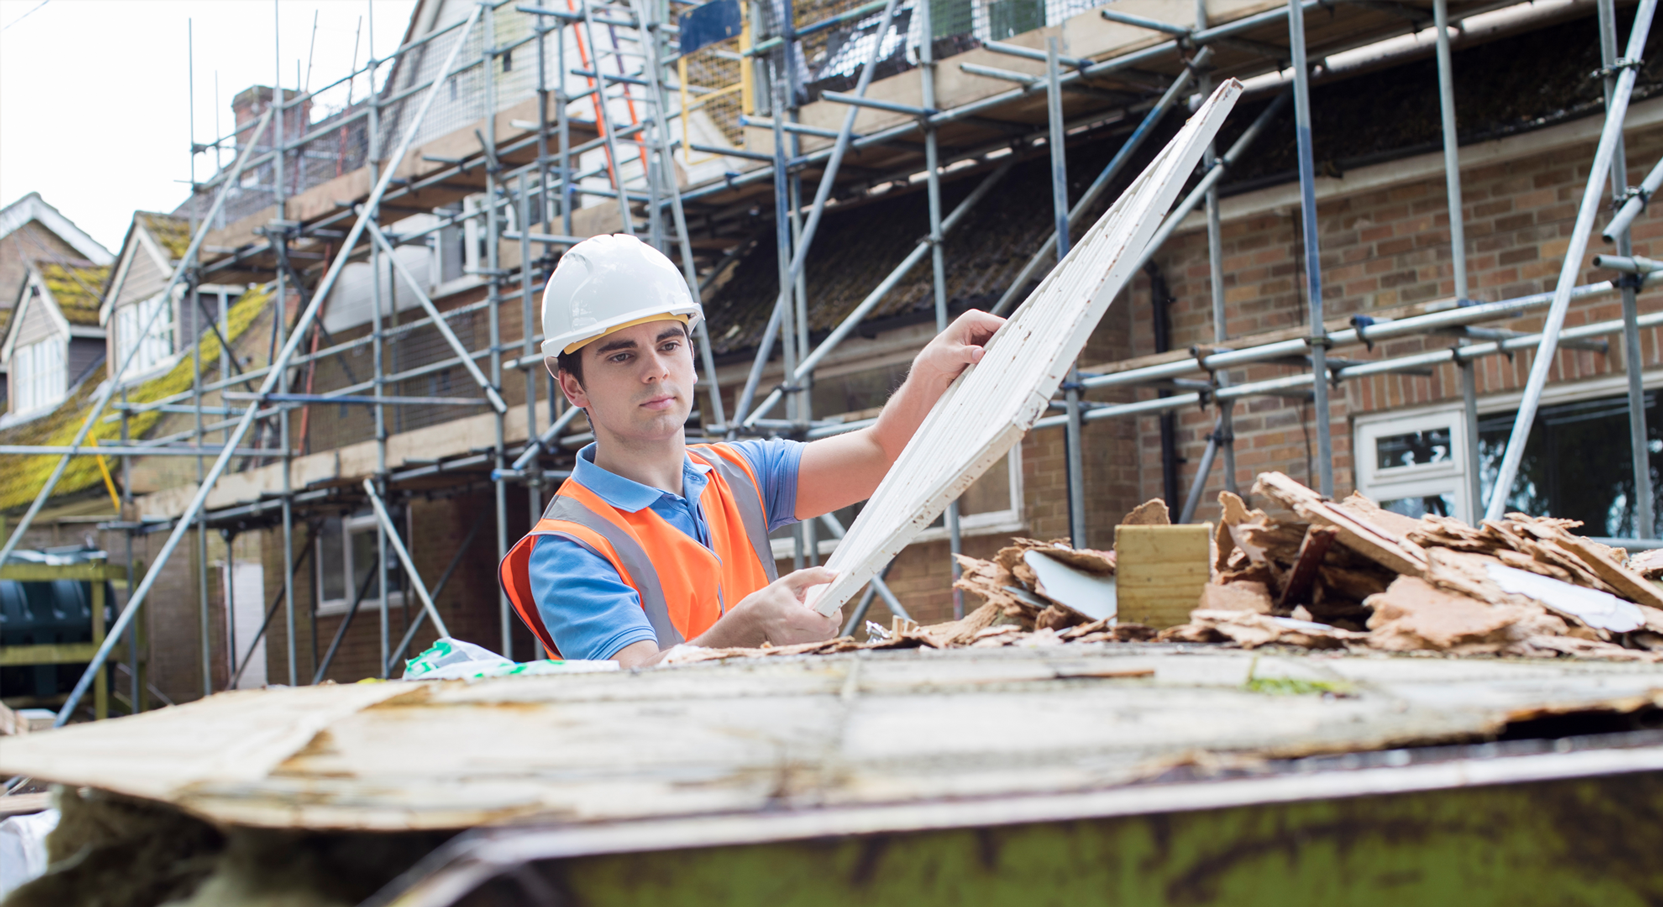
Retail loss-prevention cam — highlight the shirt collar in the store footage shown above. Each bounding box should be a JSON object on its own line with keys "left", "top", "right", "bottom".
{"left": 572, "top": 443, "right": 713, "bottom": 513}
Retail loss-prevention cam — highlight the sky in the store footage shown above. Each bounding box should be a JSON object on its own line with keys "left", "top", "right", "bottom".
{"left": 0, "top": 0, "right": 419, "bottom": 255}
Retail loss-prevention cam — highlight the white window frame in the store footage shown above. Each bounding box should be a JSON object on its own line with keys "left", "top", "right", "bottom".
{"left": 315, "top": 512, "right": 408, "bottom": 617}
{"left": 1355, "top": 371, "right": 1663, "bottom": 527}
{"left": 115, "top": 291, "right": 176, "bottom": 379}
{"left": 11, "top": 337, "right": 66, "bottom": 414}
{"left": 1354, "top": 403, "right": 1472, "bottom": 523}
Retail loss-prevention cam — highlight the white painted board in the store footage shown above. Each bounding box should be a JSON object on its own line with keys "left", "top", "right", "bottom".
{"left": 1024, "top": 549, "right": 1117, "bottom": 621}
{"left": 808, "top": 80, "right": 1244, "bottom": 616}
{"left": 225, "top": 560, "right": 266, "bottom": 689}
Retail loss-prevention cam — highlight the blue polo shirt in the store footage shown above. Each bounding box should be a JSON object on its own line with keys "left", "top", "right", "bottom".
{"left": 528, "top": 439, "right": 803, "bottom": 660}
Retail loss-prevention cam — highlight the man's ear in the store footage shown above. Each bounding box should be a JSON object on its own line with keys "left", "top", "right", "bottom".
{"left": 552, "top": 359, "right": 590, "bottom": 410}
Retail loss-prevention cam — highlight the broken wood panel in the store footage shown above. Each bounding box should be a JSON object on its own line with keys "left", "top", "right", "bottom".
{"left": 806, "top": 81, "right": 1244, "bottom": 616}
{"left": 1280, "top": 526, "right": 1340, "bottom": 607}
{"left": 1255, "top": 472, "right": 1429, "bottom": 576}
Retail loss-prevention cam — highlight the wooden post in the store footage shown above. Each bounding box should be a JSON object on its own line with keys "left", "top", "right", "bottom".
{"left": 132, "top": 559, "right": 147, "bottom": 713}
{"left": 1114, "top": 524, "right": 1212, "bottom": 629}
{"left": 91, "top": 576, "right": 107, "bottom": 720}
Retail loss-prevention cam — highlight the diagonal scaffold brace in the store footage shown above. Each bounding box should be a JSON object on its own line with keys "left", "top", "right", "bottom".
{"left": 1485, "top": 0, "right": 1657, "bottom": 521}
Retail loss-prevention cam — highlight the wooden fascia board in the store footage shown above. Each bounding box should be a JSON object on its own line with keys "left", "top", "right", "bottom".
{"left": 0, "top": 279, "right": 31, "bottom": 361}
{"left": 98, "top": 223, "right": 144, "bottom": 325}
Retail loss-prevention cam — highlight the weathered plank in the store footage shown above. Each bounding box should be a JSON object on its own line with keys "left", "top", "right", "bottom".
{"left": 1115, "top": 524, "right": 1212, "bottom": 628}
{"left": 7, "top": 646, "right": 1663, "bottom": 832}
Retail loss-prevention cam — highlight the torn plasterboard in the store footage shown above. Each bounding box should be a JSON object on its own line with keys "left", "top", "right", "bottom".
{"left": 807, "top": 79, "right": 1244, "bottom": 616}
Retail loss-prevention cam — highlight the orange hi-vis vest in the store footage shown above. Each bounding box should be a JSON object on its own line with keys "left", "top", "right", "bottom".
{"left": 498, "top": 443, "right": 779, "bottom": 656}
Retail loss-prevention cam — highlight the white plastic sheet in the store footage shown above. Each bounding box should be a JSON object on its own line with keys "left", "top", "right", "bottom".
{"left": 0, "top": 807, "right": 58, "bottom": 898}
{"left": 1487, "top": 564, "right": 1646, "bottom": 632}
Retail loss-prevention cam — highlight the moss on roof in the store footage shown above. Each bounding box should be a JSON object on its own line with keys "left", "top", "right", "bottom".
{"left": 136, "top": 212, "right": 190, "bottom": 262}
{"left": 36, "top": 259, "right": 110, "bottom": 327}
{"left": 0, "top": 283, "right": 272, "bottom": 512}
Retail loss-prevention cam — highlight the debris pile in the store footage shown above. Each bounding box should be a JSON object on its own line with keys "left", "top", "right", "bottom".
{"left": 662, "top": 538, "right": 1138, "bottom": 664}
{"left": 665, "top": 470, "right": 1663, "bottom": 666}
{"left": 1167, "top": 471, "right": 1663, "bottom": 660}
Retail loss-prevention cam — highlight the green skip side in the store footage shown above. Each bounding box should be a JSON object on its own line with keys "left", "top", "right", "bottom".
{"left": 531, "top": 772, "right": 1663, "bottom": 906}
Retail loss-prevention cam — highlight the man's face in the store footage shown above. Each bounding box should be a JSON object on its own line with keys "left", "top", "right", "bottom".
{"left": 557, "top": 319, "right": 695, "bottom": 445}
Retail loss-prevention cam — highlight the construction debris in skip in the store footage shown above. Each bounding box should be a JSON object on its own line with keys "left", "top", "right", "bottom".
{"left": 665, "top": 471, "right": 1663, "bottom": 665}
{"left": 1173, "top": 471, "right": 1663, "bottom": 660}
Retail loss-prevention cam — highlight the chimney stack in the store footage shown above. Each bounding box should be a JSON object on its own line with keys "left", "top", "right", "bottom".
{"left": 231, "top": 85, "right": 312, "bottom": 148}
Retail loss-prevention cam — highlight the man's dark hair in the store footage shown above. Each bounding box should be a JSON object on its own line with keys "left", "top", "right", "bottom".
{"left": 555, "top": 349, "right": 583, "bottom": 387}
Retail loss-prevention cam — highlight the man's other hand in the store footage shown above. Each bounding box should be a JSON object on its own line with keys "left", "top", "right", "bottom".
{"left": 735, "top": 566, "right": 842, "bottom": 645}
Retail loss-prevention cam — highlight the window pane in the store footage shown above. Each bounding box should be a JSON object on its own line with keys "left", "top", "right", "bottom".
{"left": 14, "top": 343, "right": 32, "bottom": 411}
{"left": 350, "top": 524, "right": 382, "bottom": 601}
{"left": 1375, "top": 427, "right": 1452, "bottom": 470}
{"left": 1378, "top": 494, "right": 1455, "bottom": 519}
{"left": 317, "top": 517, "right": 345, "bottom": 602}
{"left": 958, "top": 453, "right": 1011, "bottom": 516}
{"left": 1478, "top": 392, "right": 1663, "bottom": 537}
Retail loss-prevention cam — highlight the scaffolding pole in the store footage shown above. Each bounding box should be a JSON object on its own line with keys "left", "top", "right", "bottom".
{"left": 919, "top": 0, "right": 963, "bottom": 616}
{"left": 1030, "top": 297, "right": 1663, "bottom": 431}
{"left": 730, "top": 0, "right": 905, "bottom": 429}
{"left": 1043, "top": 37, "right": 1087, "bottom": 548}
{"left": 1486, "top": 0, "right": 1656, "bottom": 521}
{"left": 1598, "top": 0, "right": 1656, "bottom": 538}
{"left": 1287, "top": 0, "right": 1333, "bottom": 496}
{"left": 1187, "top": 0, "right": 1237, "bottom": 507}
{"left": 1432, "top": 0, "right": 1485, "bottom": 522}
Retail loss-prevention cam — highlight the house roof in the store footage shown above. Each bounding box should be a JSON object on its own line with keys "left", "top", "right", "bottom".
{"left": 136, "top": 212, "right": 191, "bottom": 262}
{"left": 34, "top": 259, "right": 109, "bottom": 327}
{"left": 0, "top": 283, "right": 272, "bottom": 513}
{"left": 0, "top": 193, "right": 113, "bottom": 265}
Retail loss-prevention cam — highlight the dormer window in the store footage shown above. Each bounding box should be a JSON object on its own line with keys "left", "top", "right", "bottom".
{"left": 115, "top": 293, "right": 174, "bottom": 376}
{"left": 12, "top": 337, "right": 66, "bottom": 414}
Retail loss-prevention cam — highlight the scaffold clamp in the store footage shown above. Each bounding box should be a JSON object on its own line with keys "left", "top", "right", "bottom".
{"left": 1592, "top": 58, "right": 1642, "bottom": 79}
{"left": 1615, "top": 184, "right": 1652, "bottom": 212}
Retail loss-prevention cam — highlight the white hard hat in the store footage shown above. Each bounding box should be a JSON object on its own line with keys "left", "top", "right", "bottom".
{"left": 541, "top": 234, "right": 703, "bottom": 358}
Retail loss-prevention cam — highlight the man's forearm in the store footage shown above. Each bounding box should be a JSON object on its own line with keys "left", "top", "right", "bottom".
{"left": 794, "top": 310, "right": 1004, "bottom": 520}
{"left": 868, "top": 366, "right": 954, "bottom": 461}
{"left": 613, "top": 609, "right": 761, "bottom": 668}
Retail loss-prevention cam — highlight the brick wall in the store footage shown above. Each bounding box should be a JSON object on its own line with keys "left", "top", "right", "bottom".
{"left": 1124, "top": 121, "right": 1663, "bottom": 526}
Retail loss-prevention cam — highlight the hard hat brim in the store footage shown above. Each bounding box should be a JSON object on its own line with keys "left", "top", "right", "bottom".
{"left": 541, "top": 305, "right": 703, "bottom": 359}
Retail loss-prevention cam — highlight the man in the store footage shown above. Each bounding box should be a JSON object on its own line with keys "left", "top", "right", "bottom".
{"left": 499, "top": 234, "right": 1001, "bottom": 668}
